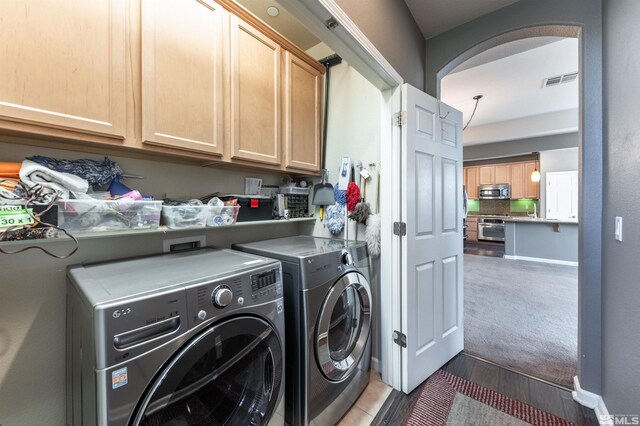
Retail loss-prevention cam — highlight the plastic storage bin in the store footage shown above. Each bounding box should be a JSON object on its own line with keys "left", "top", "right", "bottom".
{"left": 207, "top": 206, "right": 240, "bottom": 227}
{"left": 162, "top": 205, "right": 209, "bottom": 229}
{"left": 219, "top": 195, "right": 273, "bottom": 222}
{"left": 57, "top": 200, "right": 163, "bottom": 232}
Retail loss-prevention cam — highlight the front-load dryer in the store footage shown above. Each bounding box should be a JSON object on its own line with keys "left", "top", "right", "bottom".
{"left": 66, "top": 248, "right": 285, "bottom": 426}
{"left": 234, "top": 236, "right": 372, "bottom": 426}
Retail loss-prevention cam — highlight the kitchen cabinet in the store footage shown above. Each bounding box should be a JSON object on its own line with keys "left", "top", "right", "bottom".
{"left": 229, "top": 15, "right": 282, "bottom": 166}
{"left": 466, "top": 216, "right": 478, "bottom": 242}
{"left": 0, "top": 0, "right": 126, "bottom": 142}
{"left": 282, "top": 51, "right": 323, "bottom": 173}
{"left": 479, "top": 166, "right": 494, "bottom": 185}
{"left": 141, "top": 0, "right": 225, "bottom": 156}
{"left": 525, "top": 161, "right": 540, "bottom": 199}
{"left": 509, "top": 163, "right": 525, "bottom": 199}
{"left": 494, "top": 164, "right": 510, "bottom": 185}
{"left": 465, "top": 166, "right": 479, "bottom": 199}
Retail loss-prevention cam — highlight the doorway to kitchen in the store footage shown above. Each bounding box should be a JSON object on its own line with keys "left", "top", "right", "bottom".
{"left": 441, "top": 33, "right": 581, "bottom": 389}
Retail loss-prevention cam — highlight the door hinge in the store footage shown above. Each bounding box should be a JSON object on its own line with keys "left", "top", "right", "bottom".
{"left": 393, "top": 330, "right": 407, "bottom": 348}
{"left": 393, "top": 221, "right": 407, "bottom": 236}
{"left": 393, "top": 111, "right": 406, "bottom": 127}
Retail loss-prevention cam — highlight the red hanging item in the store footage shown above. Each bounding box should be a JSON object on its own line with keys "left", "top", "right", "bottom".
{"left": 346, "top": 182, "right": 360, "bottom": 212}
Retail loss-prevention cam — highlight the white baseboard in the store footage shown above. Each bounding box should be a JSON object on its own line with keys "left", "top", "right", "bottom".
{"left": 572, "top": 376, "right": 611, "bottom": 425}
{"left": 504, "top": 254, "right": 579, "bottom": 267}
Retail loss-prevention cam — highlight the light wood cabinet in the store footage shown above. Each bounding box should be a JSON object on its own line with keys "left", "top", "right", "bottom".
{"left": 525, "top": 161, "right": 540, "bottom": 199}
{"left": 465, "top": 166, "right": 479, "bottom": 199}
{"left": 141, "top": 0, "right": 226, "bottom": 156}
{"left": 0, "top": 0, "right": 126, "bottom": 140}
{"left": 509, "top": 163, "right": 525, "bottom": 199}
{"left": 494, "top": 164, "right": 510, "bottom": 184}
{"left": 466, "top": 216, "right": 478, "bottom": 242}
{"left": 479, "top": 166, "right": 495, "bottom": 185}
{"left": 282, "top": 51, "right": 323, "bottom": 173}
{"left": 465, "top": 160, "right": 540, "bottom": 200}
{"left": 229, "top": 15, "right": 281, "bottom": 166}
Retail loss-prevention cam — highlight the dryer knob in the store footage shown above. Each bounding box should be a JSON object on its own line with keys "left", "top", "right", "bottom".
{"left": 342, "top": 252, "right": 353, "bottom": 265}
{"left": 212, "top": 286, "right": 233, "bottom": 308}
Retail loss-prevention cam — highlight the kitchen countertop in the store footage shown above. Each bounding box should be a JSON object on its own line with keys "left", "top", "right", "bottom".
{"left": 467, "top": 214, "right": 578, "bottom": 224}
{"left": 504, "top": 217, "right": 578, "bottom": 225}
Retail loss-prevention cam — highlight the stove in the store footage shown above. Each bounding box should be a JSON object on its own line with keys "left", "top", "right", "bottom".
{"left": 477, "top": 216, "right": 506, "bottom": 242}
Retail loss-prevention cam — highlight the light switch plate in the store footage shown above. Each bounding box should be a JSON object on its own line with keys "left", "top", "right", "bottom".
{"left": 615, "top": 216, "right": 623, "bottom": 241}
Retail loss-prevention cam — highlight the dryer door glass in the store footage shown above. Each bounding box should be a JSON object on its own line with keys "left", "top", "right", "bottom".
{"left": 131, "top": 316, "right": 283, "bottom": 426}
{"left": 316, "top": 272, "right": 372, "bottom": 381}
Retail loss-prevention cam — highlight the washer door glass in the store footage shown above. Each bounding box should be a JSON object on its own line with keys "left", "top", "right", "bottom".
{"left": 131, "top": 316, "right": 282, "bottom": 426}
{"left": 316, "top": 272, "right": 371, "bottom": 381}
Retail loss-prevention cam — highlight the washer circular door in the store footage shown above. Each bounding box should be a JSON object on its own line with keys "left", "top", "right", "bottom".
{"left": 316, "top": 271, "right": 372, "bottom": 381}
{"left": 130, "top": 316, "right": 283, "bottom": 426}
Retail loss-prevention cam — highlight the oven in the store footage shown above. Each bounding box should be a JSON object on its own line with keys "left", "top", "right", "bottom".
{"left": 478, "top": 218, "right": 505, "bottom": 242}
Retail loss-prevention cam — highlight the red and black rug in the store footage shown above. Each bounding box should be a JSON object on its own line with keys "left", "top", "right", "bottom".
{"left": 403, "top": 370, "right": 575, "bottom": 426}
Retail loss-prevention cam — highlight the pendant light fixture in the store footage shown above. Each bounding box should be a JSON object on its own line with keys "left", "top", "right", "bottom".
{"left": 530, "top": 160, "right": 541, "bottom": 182}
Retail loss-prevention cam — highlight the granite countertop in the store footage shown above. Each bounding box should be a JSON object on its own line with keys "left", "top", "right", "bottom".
{"left": 467, "top": 213, "right": 578, "bottom": 224}
{"left": 503, "top": 216, "right": 579, "bottom": 224}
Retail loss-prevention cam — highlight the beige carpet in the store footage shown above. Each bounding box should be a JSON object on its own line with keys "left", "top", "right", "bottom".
{"left": 463, "top": 254, "right": 578, "bottom": 388}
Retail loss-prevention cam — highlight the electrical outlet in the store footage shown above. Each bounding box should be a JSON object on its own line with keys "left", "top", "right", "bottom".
{"left": 615, "top": 216, "right": 623, "bottom": 242}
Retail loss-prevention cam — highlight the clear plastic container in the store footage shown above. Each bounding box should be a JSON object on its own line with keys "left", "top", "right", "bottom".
{"left": 57, "top": 200, "right": 163, "bottom": 232}
{"left": 162, "top": 205, "right": 209, "bottom": 229}
{"left": 207, "top": 206, "right": 240, "bottom": 227}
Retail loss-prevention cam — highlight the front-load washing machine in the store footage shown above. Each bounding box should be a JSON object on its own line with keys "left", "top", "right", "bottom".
{"left": 234, "top": 236, "right": 372, "bottom": 426}
{"left": 66, "top": 248, "right": 285, "bottom": 425}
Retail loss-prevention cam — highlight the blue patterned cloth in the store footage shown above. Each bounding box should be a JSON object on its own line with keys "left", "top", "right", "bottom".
{"left": 334, "top": 183, "right": 346, "bottom": 206}
{"left": 27, "top": 156, "right": 123, "bottom": 188}
{"left": 326, "top": 203, "right": 345, "bottom": 235}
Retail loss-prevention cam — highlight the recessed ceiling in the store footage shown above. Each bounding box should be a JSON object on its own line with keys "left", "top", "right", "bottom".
{"left": 404, "top": 0, "right": 521, "bottom": 40}
{"left": 234, "top": 0, "right": 320, "bottom": 50}
{"left": 441, "top": 38, "right": 579, "bottom": 144}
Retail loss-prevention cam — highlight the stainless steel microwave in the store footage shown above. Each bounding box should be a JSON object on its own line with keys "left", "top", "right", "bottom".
{"left": 478, "top": 184, "right": 510, "bottom": 200}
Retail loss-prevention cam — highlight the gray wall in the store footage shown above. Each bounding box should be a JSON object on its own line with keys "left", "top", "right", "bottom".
{"left": 602, "top": 0, "right": 640, "bottom": 413}
{"left": 425, "top": 0, "right": 604, "bottom": 396}
{"left": 334, "top": 0, "right": 425, "bottom": 90}
{"left": 463, "top": 133, "right": 578, "bottom": 161}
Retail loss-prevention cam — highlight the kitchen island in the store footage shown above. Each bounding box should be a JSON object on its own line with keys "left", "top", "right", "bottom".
{"left": 504, "top": 217, "right": 578, "bottom": 265}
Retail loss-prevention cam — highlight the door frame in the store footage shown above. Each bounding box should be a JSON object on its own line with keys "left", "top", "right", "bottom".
{"left": 275, "top": 0, "right": 404, "bottom": 389}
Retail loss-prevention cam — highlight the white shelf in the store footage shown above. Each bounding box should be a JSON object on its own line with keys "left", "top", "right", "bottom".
{"left": 0, "top": 217, "right": 316, "bottom": 246}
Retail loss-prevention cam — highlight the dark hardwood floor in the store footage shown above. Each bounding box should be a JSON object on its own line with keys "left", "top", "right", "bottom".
{"left": 371, "top": 352, "right": 599, "bottom": 426}
{"left": 464, "top": 241, "right": 505, "bottom": 257}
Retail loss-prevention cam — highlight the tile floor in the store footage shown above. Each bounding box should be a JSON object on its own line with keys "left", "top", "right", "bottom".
{"left": 337, "top": 370, "right": 393, "bottom": 426}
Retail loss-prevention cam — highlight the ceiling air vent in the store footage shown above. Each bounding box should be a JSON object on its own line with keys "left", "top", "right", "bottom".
{"left": 543, "top": 72, "right": 578, "bottom": 88}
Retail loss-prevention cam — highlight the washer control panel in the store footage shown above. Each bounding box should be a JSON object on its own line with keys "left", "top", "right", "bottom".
{"left": 185, "top": 263, "right": 283, "bottom": 328}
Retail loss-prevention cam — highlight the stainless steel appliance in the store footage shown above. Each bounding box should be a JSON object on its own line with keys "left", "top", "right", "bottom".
{"left": 67, "top": 249, "right": 285, "bottom": 426}
{"left": 479, "top": 184, "right": 510, "bottom": 200}
{"left": 234, "top": 236, "right": 372, "bottom": 426}
{"left": 478, "top": 217, "right": 506, "bottom": 242}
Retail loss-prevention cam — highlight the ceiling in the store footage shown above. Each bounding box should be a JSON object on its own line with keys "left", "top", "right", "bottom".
{"left": 404, "top": 0, "right": 520, "bottom": 40}
{"left": 234, "top": 0, "right": 320, "bottom": 50}
{"left": 441, "top": 38, "right": 579, "bottom": 145}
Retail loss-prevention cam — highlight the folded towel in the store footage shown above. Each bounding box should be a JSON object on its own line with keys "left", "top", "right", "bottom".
{"left": 20, "top": 159, "right": 89, "bottom": 199}
{"left": 0, "top": 162, "right": 21, "bottom": 179}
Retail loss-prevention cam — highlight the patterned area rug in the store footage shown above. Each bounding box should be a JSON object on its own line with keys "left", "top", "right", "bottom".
{"left": 403, "top": 370, "right": 576, "bottom": 426}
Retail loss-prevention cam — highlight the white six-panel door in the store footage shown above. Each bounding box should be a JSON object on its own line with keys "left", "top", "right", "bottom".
{"left": 546, "top": 171, "right": 579, "bottom": 220}
{"left": 400, "top": 84, "right": 464, "bottom": 393}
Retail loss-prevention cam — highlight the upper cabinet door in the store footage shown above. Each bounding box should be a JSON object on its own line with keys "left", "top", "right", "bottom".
{"left": 0, "top": 0, "right": 126, "bottom": 139}
{"left": 478, "top": 166, "right": 494, "bottom": 185}
{"left": 464, "top": 166, "right": 479, "bottom": 199}
{"left": 525, "top": 161, "right": 540, "bottom": 199}
{"left": 229, "top": 15, "right": 281, "bottom": 166}
{"left": 283, "top": 52, "right": 323, "bottom": 173}
{"left": 142, "top": 0, "right": 225, "bottom": 156}
{"left": 494, "top": 164, "right": 510, "bottom": 185}
{"left": 510, "top": 163, "right": 525, "bottom": 199}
